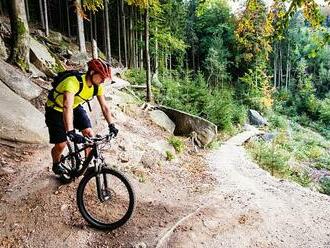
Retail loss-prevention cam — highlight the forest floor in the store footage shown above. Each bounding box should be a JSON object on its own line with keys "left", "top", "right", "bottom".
{"left": 1, "top": 102, "right": 330, "bottom": 248}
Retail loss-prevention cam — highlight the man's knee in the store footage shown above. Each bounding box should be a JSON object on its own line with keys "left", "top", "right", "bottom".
{"left": 54, "top": 142, "right": 67, "bottom": 152}
{"left": 82, "top": 128, "right": 94, "bottom": 137}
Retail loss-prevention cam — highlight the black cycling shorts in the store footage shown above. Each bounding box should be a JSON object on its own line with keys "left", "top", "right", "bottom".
{"left": 45, "top": 105, "right": 92, "bottom": 144}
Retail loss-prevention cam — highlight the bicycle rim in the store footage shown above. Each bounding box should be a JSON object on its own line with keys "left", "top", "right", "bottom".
{"left": 77, "top": 168, "right": 135, "bottom": 230}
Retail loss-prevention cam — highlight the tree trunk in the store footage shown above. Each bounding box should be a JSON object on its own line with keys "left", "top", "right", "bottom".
{"left": 133, "top": 7, "right": 137, "bottom": 68}
{"left": 39, "top": 0, "right": 45, "bottom": 30}
{"left": 279, "top": 46, "right": 282, "bottom": 89}
{"left": 121, "top": 0, "right": 127, "bottom": 67}
{"left": 59, "top": 0, "right": 63, "bottom": 32}
{"left": 144, "top": 6, "right": 151, "bottom": 102}
{"left": 90, "top": 12, "right": 98, "bottom": 59}
{"left": 76, "top": 0, "right": 86, "bottom": 53}
{"left": 169, "top": 53, "right": 172, "bottom": 74}
{"left": 104, "top": 0, "right": 111, "bottom": 62}
{"left": 117, "top": 0, "right": 122, "bottom": 65}
{"left": 9, "top": 0, "right": 30, "bottom": 72}
{"left": 24, "top": 0, "right": 29, "bottom": 22}
{"left": 44, "top": 0, "right": 49, "bottom": 36}
{"left": 139, "top": 11, "right": 143, "bottom": 69}
{"left": 192, "top": 48, "right": 195, "bottom": 72}
{"left": 155, "top": 25, "right": 159, "bottom": 76}
{"left": 285, "top": 43, "right": 289, "bottom": 91}
{"left": 273, "top": 42, "right": 277, "bottom": 88}
{"left": 66, "top": 0, "right": 71, "bottom": 36}
{"left": 128, "top": 6, "right": 133, "bottom": 67}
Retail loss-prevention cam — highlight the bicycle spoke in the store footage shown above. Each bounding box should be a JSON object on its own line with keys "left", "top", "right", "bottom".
{"left": 81, "top": 171, "right": 132, "bottom": 225}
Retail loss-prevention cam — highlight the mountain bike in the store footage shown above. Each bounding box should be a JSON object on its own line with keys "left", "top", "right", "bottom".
{"left": 57, "top": 133, "right": 135, "bottom": 230}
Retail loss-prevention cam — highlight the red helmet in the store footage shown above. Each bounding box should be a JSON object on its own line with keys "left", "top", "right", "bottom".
{"left": 87, "top": 59, "right": 111, "bottom": 79}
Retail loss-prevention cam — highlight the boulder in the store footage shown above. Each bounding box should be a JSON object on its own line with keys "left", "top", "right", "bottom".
{"left": 149, "top": 140, "right": 176, "bottom": 157}
{"left": 0, "top": 35, "right": 8, "bottom": 59}
{"left": 0, "top": 80, "right": 48, "bottom": 144}
{"left": 0, "top": 59, "right": 42, "bottom": 100}
{"left": 48, "top": 31, "right": 63, "bottom": 43}
{"left": 248, "top": 109, "right": 268, "bottom": 126}
{"left": 29, "top": 37, "right": 57, "bottom": 77}
{"left": 70, "top": 52, "right": 90, "bottom": 66}
{"left": 149, "top": 110, "right": 175, "bottom": 134}
{"left": 29, "top": 63, "right": 47, "bottom": 78}
{"left": 261, "top": 132, "right": 278, "bottom": 142}
{"left": 157, "top": 105, "right": 217, "bottom": 147}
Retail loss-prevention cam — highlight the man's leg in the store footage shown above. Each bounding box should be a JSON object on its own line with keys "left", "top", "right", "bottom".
{"left": 51, "top": 141, "right": 67, "bottom": 163}
{"left": 82, "top": 128, "right": 94, "bottom": 157}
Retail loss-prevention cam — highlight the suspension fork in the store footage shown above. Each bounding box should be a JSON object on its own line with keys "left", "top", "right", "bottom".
{"left": 94, "top": 146, "right": 109, "bottom": 202}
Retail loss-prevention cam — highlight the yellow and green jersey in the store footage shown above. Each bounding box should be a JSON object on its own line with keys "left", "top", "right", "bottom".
{"left": 47, "top": 74, "right": 104, "bottom": 112}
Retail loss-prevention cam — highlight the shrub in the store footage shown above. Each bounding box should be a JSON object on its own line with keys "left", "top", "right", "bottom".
{"left": 290, "top": 170, "right": 311, "bottom": 187}
{"left": 168, "top": 136, "right": 185, "bottom": 153}
{"left": 319, "top": 97, "right": 330, "bottom": 123}
{"left": 268, "top": 113, "right": 288, "bottom": 130}
{"left": 248, "top": 141, "right": 290, "bottom": 177}
{"left": 122, "top": 69, "right": 146, "bottom": 85}
{"left": 165, "top": 151, "right": 175, "bottom": 161}
{"left": 320, "top": 177, "right": 330, "bottom": 195}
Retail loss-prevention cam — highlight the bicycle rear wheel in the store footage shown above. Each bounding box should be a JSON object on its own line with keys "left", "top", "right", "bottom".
{"left": 77, "top": 167, "right": 135, "bottom": 230}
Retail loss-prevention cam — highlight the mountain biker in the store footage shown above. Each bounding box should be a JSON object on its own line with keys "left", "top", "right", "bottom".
{"left": 45, "top": 58, "right": 119, "bottom": 175}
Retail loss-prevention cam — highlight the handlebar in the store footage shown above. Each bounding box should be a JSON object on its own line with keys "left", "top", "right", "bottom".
{"left": 81, "top": 134, "right": 115, "bottom": 146}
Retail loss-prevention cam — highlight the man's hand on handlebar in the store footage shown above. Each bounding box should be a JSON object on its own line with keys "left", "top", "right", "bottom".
{"left": 108, "top": 123, "right": 119, "bottom": 137}
{"left": 66, "top": 130, "right": 86, "bottom": 144}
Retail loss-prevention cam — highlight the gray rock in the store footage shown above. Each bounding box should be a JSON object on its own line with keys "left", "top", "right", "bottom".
{"left": 29, "top": 37, "right": 57, "bottom": 77}
{"left": 158, "top": 105, "right": 217, "bottom": 147}
{"left": 261, "top": 132, "right": 278, "bottom": 142}
{"left": 149, "top": 110, "right": 175, "bottom": 134}
{"left": 29, "top": 63, "right": 47, "bottom": 78}
{"left": 152, "top": 73, "right": 162, "bottom": 88}
{"left": 243, "top": 124, "right": 259, "bottom": 132}
{"left": 0, "top": 35, "right": 8, "bottom": 59}
{"left": 0, "top": 59, "right": 42, "bottom": 100}
{"left": 248, "top": 109, "right": 268, "bottom": 126}
{"left": 0, "top": 80, "right": 48, "bottom": 144}
{"left": 70, "top": 52, "right": 90, "bottom": 65}
{"left": 149, "top": 140, "right": 176, "bottom": 157}
{"left": 48, "top": 31, "right": 63, "bottom": 43}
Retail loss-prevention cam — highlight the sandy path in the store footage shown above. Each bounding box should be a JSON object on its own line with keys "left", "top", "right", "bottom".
{"left": 156, "top": 130, "right": 330, "bottom": 248}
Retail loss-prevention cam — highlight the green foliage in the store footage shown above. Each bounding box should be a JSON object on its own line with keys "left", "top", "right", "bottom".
{"left": 82, "top": 0, "right": 104, "bottom": 12}
{"left": 268, "top": 113, "right": 288, "bottom": 130}
{"left": 247, "top": 141, "right": 291, "bottom": 177}
{"left": 290, "top": 170, "right": 311, "bottom": 187}
{"left": 155, "top": 71, "right": 246, "bottom": 132}
{"left": 320, "top": 177, "right": 330, "bottom": 195}
{"left": 165, "top": 151, "right": 175, "bottom": 161}
{"left": 168, "top": 136, "right": 185, "bottom": 153}
{"left": 319, "top": 97, "right": 330, "bottom": 123}
{"left": 123, "top": 69, "right": 146, "bottom": 85}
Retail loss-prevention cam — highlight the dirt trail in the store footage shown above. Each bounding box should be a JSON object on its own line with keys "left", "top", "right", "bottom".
{"left": 1, "top": 123, "right": 329, "bottom": 248}
{"left": 157, "top": 131, "right": 330, "bottom": 248}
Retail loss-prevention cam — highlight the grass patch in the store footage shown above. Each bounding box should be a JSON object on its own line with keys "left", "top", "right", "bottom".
{"left": 165, "top": 151, "right": 175, "bottom": 161}
{"left": 246, "top": 112, "right": 330, "bottom": 194}
{"left": 168, "top": 136, "right": 185, "bottom": 153}
{"left": 320, "top": 177, "right": 330, "bottom": 195}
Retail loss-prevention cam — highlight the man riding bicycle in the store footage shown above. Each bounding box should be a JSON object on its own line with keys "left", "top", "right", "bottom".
{"left": 45, "top": 59, "right": 118, "bottom": 175}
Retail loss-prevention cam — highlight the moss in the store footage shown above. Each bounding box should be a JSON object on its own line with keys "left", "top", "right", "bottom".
{"left": 16, "top": 18, "right": 26, "bottom": 36}
{"left": 53, "top": 56, "right": 65, "bottom": 73}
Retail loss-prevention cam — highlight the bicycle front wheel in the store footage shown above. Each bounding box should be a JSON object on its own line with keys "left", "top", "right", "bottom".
{"left": 77, "top": 167, "right": 135, "bottom": 230}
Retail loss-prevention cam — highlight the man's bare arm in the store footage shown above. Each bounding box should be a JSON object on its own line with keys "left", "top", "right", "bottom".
{"left": 63, "top": 92, "right": 75, "bottom": 131}
{"left": 97, "top": 95, "right": 112, "bottom": 124}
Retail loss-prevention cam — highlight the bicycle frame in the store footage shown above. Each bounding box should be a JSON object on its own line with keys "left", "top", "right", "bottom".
{"left": 61, "top": 138, "right": 110, "bottom": 202}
